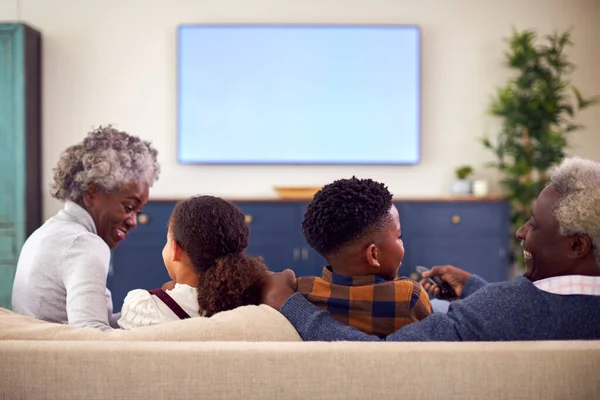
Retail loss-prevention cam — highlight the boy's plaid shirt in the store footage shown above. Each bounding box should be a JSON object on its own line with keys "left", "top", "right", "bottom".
{"left": 296, "top": 267, "right": 432, "bottom": 337}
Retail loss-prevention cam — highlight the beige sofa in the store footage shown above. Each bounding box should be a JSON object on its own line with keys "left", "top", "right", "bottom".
{"left": 1, "top": 307, "right": 599, "bottom": 400}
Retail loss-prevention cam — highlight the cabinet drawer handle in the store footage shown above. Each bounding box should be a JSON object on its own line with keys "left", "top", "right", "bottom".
{"left": 301, "top": 248, "right": 308, "bottom": 260}
{"left": 138, "top": 214, "right": 149, "bottom": 224}
{"left": 293, "top": 248, "right": 300, "bottom": 260}
{"left": 244, "top": 214, "right": 253, "bottom": 224}
{"left": 451, "top": 215, "right": 461, "bottom": 224}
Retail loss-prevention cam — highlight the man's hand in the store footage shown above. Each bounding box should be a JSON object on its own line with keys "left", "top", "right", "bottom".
{"left": 261, "top": 269, "right": 297, "bottom": 311}
{"left": 419, "top": 265, "right": 471, "bottom": 300}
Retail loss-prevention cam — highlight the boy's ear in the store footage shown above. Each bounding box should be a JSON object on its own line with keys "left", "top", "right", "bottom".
{"left": 365, "top": 243, "right": 381, "bottom": 269}
{"left": 172, "top": 240, "right": 183, "bottom": 262}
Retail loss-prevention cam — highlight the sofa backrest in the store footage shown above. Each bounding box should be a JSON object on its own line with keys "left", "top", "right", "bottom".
{"left": 0, "top": 306, "right": 302, "bottom": 341}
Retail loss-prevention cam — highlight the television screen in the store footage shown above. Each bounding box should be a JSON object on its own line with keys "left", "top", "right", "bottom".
{"left": 177, "top": 25, "right": 420, "bottom": 164}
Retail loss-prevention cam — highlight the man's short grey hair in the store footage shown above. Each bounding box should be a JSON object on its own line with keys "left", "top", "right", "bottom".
{"left": 549, "top": 156, "right": 600, "bottom": 266}
{"left": 51, "top": 125, "right": 161, "bottom": 202}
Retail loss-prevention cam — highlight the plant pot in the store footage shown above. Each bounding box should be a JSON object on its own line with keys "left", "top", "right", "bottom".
{"left": 451, "top": 180, "right": 472, "bottom": 195}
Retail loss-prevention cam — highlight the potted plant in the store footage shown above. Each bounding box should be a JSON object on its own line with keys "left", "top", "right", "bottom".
{"left": 482, "top": 27, "right": 598, "bottom": 266}
{"left": 451, "top": 165, "right": 474, "bottom": 195}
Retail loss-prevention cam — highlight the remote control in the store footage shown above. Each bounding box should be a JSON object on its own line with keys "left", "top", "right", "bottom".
{"left": 415, "top": 266, "right": 458, "bottom": 299}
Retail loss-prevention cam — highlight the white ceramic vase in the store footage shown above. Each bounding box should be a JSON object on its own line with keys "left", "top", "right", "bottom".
{"left": 451, "top": 179, "right": 472, "bottom": 195}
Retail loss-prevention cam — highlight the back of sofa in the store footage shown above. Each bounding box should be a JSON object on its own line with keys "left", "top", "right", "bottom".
{"left": 0, "top": 305, "right": 302, "bottom": 342}
{"left": 1, "top": 340, "right": 599, "bottom": 400}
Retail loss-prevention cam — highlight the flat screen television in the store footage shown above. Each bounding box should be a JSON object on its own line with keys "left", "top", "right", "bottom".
{"left": 177, "top": 24, "right": 420, "bottom": 164}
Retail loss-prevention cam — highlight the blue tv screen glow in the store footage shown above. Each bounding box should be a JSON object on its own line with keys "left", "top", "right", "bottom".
{"left": 177, "top": 25, "right": 421, "bottom": 164}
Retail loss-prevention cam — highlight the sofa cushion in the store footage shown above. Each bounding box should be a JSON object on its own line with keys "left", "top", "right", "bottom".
{"left": 1, "top": 340, "right": 599, "bottom": 399}
{"left": 0, "top": 306, "right": 301, "bottom": 341}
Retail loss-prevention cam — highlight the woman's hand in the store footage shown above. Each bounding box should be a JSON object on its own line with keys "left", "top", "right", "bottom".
{"left": 419, "top": 265, "right": 471, "bottom": 300}
{"left": 261, "top": 270, "right": 297, "bottom": 311}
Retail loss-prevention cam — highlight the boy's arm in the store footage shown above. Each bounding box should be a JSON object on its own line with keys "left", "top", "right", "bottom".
{"left": 409, "top": 282, "right": 432, "bottom": 321}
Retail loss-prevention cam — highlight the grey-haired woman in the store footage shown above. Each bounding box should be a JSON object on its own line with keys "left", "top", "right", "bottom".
{"left": 12, "top": 126, "right": 161, "bottom": 331}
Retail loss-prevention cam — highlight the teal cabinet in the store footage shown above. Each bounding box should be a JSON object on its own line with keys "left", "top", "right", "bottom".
{"left": 0, "top": 23, "right": 42, "bottom": 308}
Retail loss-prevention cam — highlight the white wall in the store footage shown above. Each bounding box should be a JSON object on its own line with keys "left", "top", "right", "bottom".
{"left": 1, "top": 0, "right": 599, "bottom": 219}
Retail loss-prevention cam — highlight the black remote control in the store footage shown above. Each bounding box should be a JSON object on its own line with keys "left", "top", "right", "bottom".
{"left": 415, "top": 266, "right": 458, "bottom": 300}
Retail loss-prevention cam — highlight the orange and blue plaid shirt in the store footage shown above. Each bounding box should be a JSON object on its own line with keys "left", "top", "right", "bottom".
{"left": 296, "top": 266, "right": 432, "bottom": 337}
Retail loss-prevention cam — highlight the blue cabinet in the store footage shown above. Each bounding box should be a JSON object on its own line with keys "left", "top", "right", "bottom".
{"left": 107, "top": 198, "right": 510, "bottom": 309}
{"left": 0, "top": 24, "right": 42, "bottom": 308}
{"left": 236, "top": 201, "right": 326, "bottom": 276}
{"left": 396, "top": 201, "right": 511, "bottom": 283}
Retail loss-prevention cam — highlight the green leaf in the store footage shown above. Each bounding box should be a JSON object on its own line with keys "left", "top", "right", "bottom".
{"left": 565, "top": 123, "right": 583, "bottom": 133}
{"left": 579, "top": 95, "right": 600, "bottom": 110}
{"left": 481, "top": 138, "right": 492, "bottom": 149}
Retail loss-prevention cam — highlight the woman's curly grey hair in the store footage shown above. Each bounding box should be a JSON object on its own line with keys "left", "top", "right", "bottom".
{"left": 51, "top": 125, "right": 161, "bottom": 202}
{"left": 549, "top": 156, "right": 600, "bottom": 266}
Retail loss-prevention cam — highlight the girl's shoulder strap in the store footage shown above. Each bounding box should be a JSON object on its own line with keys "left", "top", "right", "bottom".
{"left": 148, "top": 288, "right": 192, "bottom": 320}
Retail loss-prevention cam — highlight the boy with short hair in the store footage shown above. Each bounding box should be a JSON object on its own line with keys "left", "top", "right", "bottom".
{"left": 296, "top": 177, "right": 431, "bottom": 337}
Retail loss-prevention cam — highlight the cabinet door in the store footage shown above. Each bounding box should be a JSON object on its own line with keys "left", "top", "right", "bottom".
{"left": 107, "top": 236, "right": 169, "bottom": 310}
{"left": 396, "top": 201, "right": 510, "bottom": 282}
{"left": 237, "top": 201, "right": 309, "bottom": 275}
{"left": 402, "top": 236, "right": 509, "bottom": 283}
{"left": 0, "top": 24, "right": 41, "bottom": 308}
{"left": 0, "top": 25, "right": 22, "bottom": 308}
{"left": 294, "top": 203, "right": 326, "bottom": 277}
{"left": 236, "top": 202, "right": 304, "bottom": 235}
{"left": 397, "top": 201, "right": 510, "bottom": 237}
{"left": 106, "top": 201, "right": 173, "bottom": 308}
{"left": 0, "top": 72, "right": 17, "bottom": 307}
{"left": 298, "top": 246, "right": 326, "bottom": 277}
{"left": 135, "top": 202, "right": 175, "bottom": 234}
{"left": 245, "top": 241, "right": 298, "bottom": 273}
{"left": 246, "top": 241, "right": 325, "bottom": 277}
